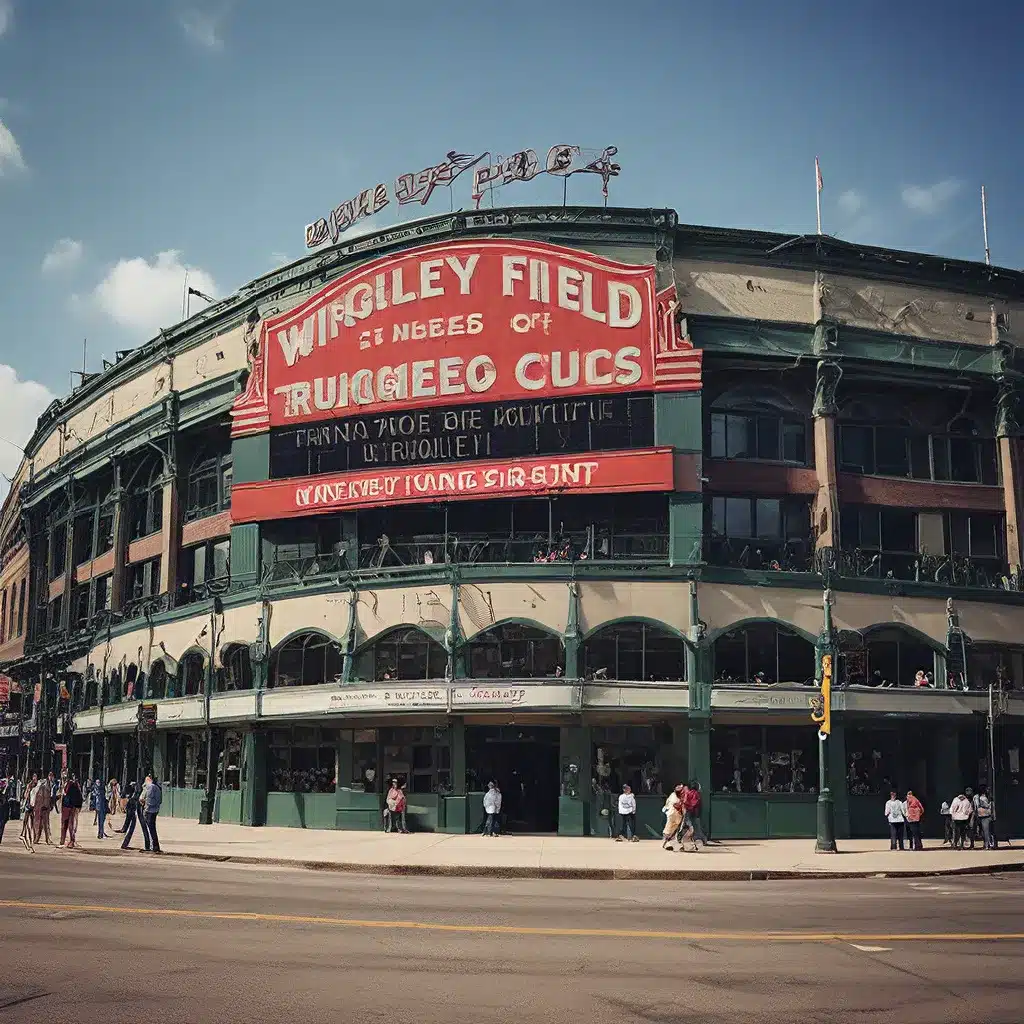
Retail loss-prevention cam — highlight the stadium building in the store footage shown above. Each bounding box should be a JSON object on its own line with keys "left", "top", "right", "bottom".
{"left": 1, "top": 204, "right": 1022, "bottom": 839}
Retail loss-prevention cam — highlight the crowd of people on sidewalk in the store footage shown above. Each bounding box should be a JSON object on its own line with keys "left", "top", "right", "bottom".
{"left": 0, "top": 770, "right": 163, "bottom": 855}
{"left": 884, "top": 785, "right": 1001, "bottom": 851}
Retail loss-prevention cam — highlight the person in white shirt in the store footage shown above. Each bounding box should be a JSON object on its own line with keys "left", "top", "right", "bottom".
{"left": 482, "top": 782, "right": 502, "bottom": 837}
{"left": 616, "top": 784, "right": 638, "bottom": 842}
{"left": 949, "top": 792, "right": 973, "bottom": 849}
{"left": 884, "top": 789, "right": 907, "bottom": 850}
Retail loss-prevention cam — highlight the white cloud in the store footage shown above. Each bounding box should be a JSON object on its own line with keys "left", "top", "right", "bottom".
{"left": 0, "top": 364, "right": 54, "bottom": 497}
{"left": 0, "top": 118, "right": 25, "bottom": 176}
{"left": 42, "top": 238, "right": 84, "bottom": 274}
{"left": 901, "top": 179, "right": 962, "bottom": 215}
{"left": 0, "top": 1, "right": 13, "bottom": 38}
{"left": 180, "top": 7, "right": 227, "bottom": 50}
{"left": 92, "top": 250, "right": 218, "bottom": 336}
{"left": 837, "top": 189, "right": 865, "bottom": 217}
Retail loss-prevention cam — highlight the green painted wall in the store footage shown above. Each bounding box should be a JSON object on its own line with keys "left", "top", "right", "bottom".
{"left": 654, "top": 392, "right": 702, "bottom": 451}
{"left": 232, "top": 432, "right": 270, "bottom": 485}
{"left": 336, "top": 789, "right": 381, "bottom": 831}
{"left": 164, "top": 787, "right": 204, "bottom": 819}
{"left": 265, "top": 792, "right": 337, "bottom": 829}
{"left": 215, "top": 789, "right": 242, "bottom": 824}
{"left": 669, "top": 497, "right": 703, "bottom": 566}
{"left": 710, "top": 795, "right": 817, "bottom": 839}
{"left": 230, "top": 524, "right": 261, "bottom": 590}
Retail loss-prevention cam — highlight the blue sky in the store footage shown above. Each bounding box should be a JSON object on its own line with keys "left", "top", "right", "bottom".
{"left": 0, "top": 0, "right": 1022, "bottom": 477}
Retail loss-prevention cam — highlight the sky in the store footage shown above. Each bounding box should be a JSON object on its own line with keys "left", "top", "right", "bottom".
{"left": 1, "top": 0, "right": 1022, "bottom": 485}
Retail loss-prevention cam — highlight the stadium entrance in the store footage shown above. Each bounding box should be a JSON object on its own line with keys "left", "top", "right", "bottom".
{"left": 465, "top": 725, "right": 560, "bottom": 833}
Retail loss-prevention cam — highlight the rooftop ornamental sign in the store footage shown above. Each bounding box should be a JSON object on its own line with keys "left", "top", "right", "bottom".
{"left": 231, "top": 239, "right": 700, "bottom": 436}
{"left": 304, "top": 145, "right": 621, "bottom": 249}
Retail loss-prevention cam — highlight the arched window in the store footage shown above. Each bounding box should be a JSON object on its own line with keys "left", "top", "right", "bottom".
{"left": 125, "top": 663, "right": 139, "bottom": 700}
{"left": 709, "top": 388, "right": 807, "bottom": 465}
{"left": 128, "top": 458, "right": 164, "bottom": 541}
{"left": 219, "top": 644, "right": 254, "bottom": 692}
{"left": 185, "top": 446, "right": 233, "bottom": 522}
{"left": 468, "top": 624, "right": 564, "bottom": 679}
{"left": 713, "top": 623, "right": 815, "bottom": 685}
{"left": 148, "top": 660, "right": 168, "bottom": 700}
{"left": 84, "top": 665, "right": 98, "bottom": 709}
{"left": 356, "top": 627, "right": 447, "bottom": 682}
{"left": 271, "top": 632, "right": 343, "bottom": 688}
{"left": 862, "top": 627, "right": 938, "bottom": 688}
{"left": 582, "top": 622, "right": 686, "bottom": 682}
{"left": 178, "top": 651, "right": 207, "bottom": 696}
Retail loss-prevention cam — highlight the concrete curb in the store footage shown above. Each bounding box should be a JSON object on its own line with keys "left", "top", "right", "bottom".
{"left": 65, "top": 844, "right": 1024, "bottom": 882}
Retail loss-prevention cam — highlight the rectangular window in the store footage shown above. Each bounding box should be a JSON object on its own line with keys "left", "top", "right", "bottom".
{"left": 710, "top": 413, "right": 727, "bottom": 459}
{"left": 95, "top": 575, "right": 112, "bottom": 613}
{"left": 782, "top": 422, "right": 806, "bottom": 463}
{"left": 72, "top": 511, "right": 95, "bottom": 567}
{"left": 16, "top": 579, "right": 25, "bottom": 636}
{"left": 874, "top": 427, "right": 910, "bottom": 477}
{"left": 948, "top": 511, "right": 1003, "bottom": 561}
{"left": 839, "top": 425, "right": 872, "bottom": 473}
{"left": 96, "top": 503, "right": 116, "bottom": 556}
{"left": 48, "top": 595, "right": 63, "bottom": 632}
{"left": 1, "top": 590, "right": 7, "bottom": 645}
{"left": 128, "top": 557, "right": 162, "bottom": 602}
{"left": 755, "top": 417, "right": 780, "bottom": 461}
{"left": 49, "top": 523, "right": 67, "bottom": 581}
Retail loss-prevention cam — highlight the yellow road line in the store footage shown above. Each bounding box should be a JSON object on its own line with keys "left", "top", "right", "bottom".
{"left": 0, "top": 900, "right": 1021, "bottom": 943}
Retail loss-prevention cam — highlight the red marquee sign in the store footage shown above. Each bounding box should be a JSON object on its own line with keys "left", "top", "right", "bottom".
{"left": 231, "top": 240, "right": 700, "bottom": 436}
{"left": 231, "top": 448, "right": 675, "bottom": 522}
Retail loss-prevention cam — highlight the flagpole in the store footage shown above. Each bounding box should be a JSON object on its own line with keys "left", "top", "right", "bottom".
{"left": 815, "top": 157, "right": 822, "bottom": 235}
{"left": 981, "top": 185, "right": 991, "bottom": 266}
{"left": 182, "top": 268, "right": 190, "bottom": 320}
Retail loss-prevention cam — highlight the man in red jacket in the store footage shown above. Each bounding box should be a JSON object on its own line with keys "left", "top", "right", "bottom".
{"left": 905, "top": 790, "right": 925, "bottom": 851}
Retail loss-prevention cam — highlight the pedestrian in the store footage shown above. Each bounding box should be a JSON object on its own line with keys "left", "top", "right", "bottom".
{"left": 949, "top": 791, "right": 972, "bottom": 849}
{"left": 384, "top": 779, "right": 401, "bottom": 833}
{"left": 964, "top": 787, "right": 978, "bottom": 848}
{"left": 939, "top": 799, "right": 953, "bottom": 846}
{"left": 107, "top": 778, "right": 121, "bottom": 827}
{"left": 92, "top": 778, "right": 109, "bottom": 839}
{"left": 33, "top": 773, "right": 52, "bottom": 845}
{"left": 393, "top": 781, "right": 409, "bottom": 834}
{"left": 884, "top": 789, "right": 906, "bottom": 850}
{"left": 675, "top": 784, "right": 698, "bottom": 852}
{"left": 617, "top": 784, "right": 638, "bottom": 842}
{"left": 661, "top": 785, "right": 684, "bottom": 851}
{"left": 681, "top": 781, "right": 708, "bottom": 847}
{"left": 905, "top": 790, "right": 924, "bottom": 850}
{"left": 973, "top": 786, "right": 995, "bottom": 850}
{"left": 140, "top": 774, "right": 162, "bottom": 853}
{"left": 0, "top": 775, "right": 12, "bottom": 845}
{"left": 60, "top": 774, "right": 84, "bottom": 848}
{"left": 482, "top": 781, "right": 501, "bottom": 836}
{"left": 120, "top": 782, "right": 150, "bottom": 852}
{"left": 20, "top": 774, "right": 38, "bottom": 852}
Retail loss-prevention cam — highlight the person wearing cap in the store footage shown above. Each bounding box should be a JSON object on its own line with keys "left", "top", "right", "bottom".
{"left": 616, "top": 784, "right": 638, "bottom": 842}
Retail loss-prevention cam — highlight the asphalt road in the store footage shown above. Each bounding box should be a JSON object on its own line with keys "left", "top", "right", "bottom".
{"left": 0, "top": 849, "right": 1021, "bottom": 1024}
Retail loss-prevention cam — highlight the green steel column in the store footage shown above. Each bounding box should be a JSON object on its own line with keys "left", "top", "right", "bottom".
{"left": 241, "top": 730, "right": 267, "bottom": 826}
{"left": 557, "top": 725, "right": 591, "bottom": 835}
{"left": 814, "top": 591, "right": 838, "bottom": 853}
{"left": 564, "top": 578, "right": 580, "bottom": 678}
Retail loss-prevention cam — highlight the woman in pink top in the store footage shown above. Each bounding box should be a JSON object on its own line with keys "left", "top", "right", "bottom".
{"left": 905, "top": 790, "right": 924, "bottom": 850}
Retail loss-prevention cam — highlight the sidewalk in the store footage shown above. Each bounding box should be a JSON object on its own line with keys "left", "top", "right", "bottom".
{"left": 6, "top": 813, "right": 1024, "bottom": 880}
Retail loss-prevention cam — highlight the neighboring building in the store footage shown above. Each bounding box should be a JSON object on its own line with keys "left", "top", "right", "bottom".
{"left": 2, "top": 205, "right": 1023, "bottom": 838}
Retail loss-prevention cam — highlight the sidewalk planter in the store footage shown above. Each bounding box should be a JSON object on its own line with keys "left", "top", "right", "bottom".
{"left": 710, "top": 794, "right": 817, "bottom": 839}
{"left": 335, "top": 789, "right": 381, "bottom": 831}
{"left": 265, "top": 792, "right": 337, "bottom": 829}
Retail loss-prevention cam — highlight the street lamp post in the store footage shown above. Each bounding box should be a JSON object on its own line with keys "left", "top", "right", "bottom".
{"left": 811, "top": 591, "right": 837, "bottom": 853}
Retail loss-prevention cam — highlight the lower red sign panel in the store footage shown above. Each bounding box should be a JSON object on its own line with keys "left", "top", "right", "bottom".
{"left": 231, "top": 447, "right": 675, "bottom": 522}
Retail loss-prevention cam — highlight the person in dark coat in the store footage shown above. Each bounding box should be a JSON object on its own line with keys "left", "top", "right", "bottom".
{"left": 91, "top": 778, "right": 109, "bottom": 839}
{"left": 119, "top": 782, "right": 150, "bottom": 852}
{"left": 60, "top": 775, "right": 84, "bottom": 848}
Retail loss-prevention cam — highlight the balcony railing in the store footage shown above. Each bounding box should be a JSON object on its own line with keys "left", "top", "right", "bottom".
{"left": 838, "top": 549, "right": 1020, "bottom": 591}
{"left": 705, "top": 537, "right": 814, "bottom": 573}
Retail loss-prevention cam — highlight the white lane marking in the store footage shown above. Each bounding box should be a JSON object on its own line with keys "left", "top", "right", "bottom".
{"left": 850, "top": 944, "right": 892, "bottom": 952}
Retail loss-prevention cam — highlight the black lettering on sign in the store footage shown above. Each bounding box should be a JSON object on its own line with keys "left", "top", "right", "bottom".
{"left": 269, "top": 393, "right": 654, "bottom": 479}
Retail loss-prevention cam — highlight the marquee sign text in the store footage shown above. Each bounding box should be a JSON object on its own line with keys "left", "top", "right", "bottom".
{"left": 231, "top": 448, "right": 675, "bottom": 522}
